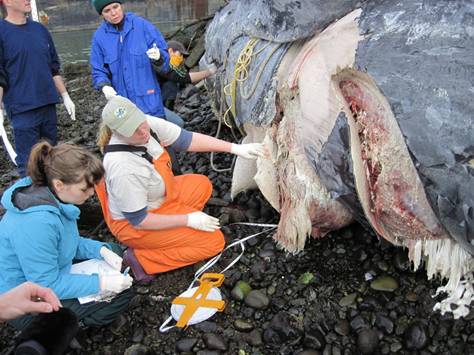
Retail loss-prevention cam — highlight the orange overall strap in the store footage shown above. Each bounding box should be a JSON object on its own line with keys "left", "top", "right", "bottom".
{"left": 152, "top": 148, "right": 179, "bottom": 205}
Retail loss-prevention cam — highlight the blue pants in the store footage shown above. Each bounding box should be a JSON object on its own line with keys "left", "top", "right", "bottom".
{"left": 164, "top": 107, "right": 184, "bottom": 127}
{"left": 9, "top": 105, "right": 57, "bottom": 177}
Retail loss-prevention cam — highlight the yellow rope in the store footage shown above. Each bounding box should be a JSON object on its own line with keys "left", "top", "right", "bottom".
{"left": 211, "top": 38, "right": 280, "bottom": 172}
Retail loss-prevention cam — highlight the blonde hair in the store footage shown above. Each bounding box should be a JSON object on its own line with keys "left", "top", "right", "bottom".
{"left": 97, "top": 123, "right": 112, "bottom": 153}
{"left": 27, "top": 141, "right": 104, "bottom": 188}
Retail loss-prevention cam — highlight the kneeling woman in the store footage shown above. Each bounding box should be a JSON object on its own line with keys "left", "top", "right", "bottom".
{"left": 0, "top": 142, "right": 133, "bottom": 330}
{"left": 96, "top": 96, "right": 264, "bottom": 282}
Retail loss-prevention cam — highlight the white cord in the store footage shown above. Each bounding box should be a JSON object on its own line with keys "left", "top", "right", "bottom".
{"left": 159, "top": 222, "right": 277, "bottom": 332}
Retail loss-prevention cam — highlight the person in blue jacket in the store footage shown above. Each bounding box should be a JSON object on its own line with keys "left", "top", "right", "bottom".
{"left": 0, "top": 0, "right": 76, "bottom": 177}
{"left": 89, "top": 0, "right": 183, "bottom": 127}
{"left": 0, "top": 141, "right": 133, "bottom": 330}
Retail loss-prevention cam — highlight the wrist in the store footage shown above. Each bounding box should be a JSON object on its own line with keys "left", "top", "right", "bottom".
{"left": 98, "top": 275, "right": 105, "bottom": 291}
{"left": 61, "top": 92, "right": 70, "bottom": 99}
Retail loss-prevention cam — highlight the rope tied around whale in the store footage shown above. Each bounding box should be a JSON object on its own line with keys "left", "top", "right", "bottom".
{"left": 210, "top": 38, "right": 282, "bottom": 173}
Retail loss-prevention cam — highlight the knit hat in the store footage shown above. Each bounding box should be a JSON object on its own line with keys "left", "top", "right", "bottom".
{"left": 102, "top": 96, "right": 146, "bottom": 137}
{"left": 167, "top": 40, "right": 190, "bottom": 56}
{"left": 91, "top": 0, "right": 122, "bottom": 14}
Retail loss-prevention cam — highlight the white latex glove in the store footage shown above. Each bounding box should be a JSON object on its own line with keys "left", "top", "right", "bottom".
{"left": 102, "top": 85, "right": 117, "bottom": 101}
{"left": 186, "top": 211, "right": 220, "bottom": 232}
{"left": 231, "top": 143, "right": 266, "bottom": 160}
{"left": 99, "top": 274, "right": 133, "bottom": 294}
{"left": 146, "top": 43, "right": 161, "bottom": 61}
{"left": 100, "top": 247, "right": 123, "bottom": 271}
{"left": 61, "top": 92, "right": 76, "bottom": 121}
{"left": 208, "top": 63, "right": 217, "bottom": 75}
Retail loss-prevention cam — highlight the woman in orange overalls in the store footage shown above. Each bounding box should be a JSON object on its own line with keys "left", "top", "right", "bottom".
{"left": 96, "top": 96, "right": 265, "bottom": 282}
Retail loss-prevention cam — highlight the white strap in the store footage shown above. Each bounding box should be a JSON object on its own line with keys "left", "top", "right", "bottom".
{"left": 159, "top": 316, "right": 176, "bottom": 332}
{"left": 159, "top": 222, "right": 277, "bottom": 332}
{"left": 0, "top": 124, "right": 17, "bottom": 165}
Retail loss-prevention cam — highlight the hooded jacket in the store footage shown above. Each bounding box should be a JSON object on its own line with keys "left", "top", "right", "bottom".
{"left": 0, "top": 177, "right": 105, "bottom": 299}
{"left": 90, "top": 12, "right": 169, "bottom": 117}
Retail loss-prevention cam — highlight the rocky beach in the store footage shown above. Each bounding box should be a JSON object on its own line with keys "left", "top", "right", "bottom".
{"left": 0, "top": 47, "right": 473, "bottom": 355}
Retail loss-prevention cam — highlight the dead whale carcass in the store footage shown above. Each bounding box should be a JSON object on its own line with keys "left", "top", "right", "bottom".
{"left": 202, "top": 0, "right": 474, "bottom": 317}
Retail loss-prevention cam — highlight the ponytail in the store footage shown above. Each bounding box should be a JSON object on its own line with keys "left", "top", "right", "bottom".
{"left": 97, "top": 123, "right": 112, "bottom": 153}
{"left": 26, "top": 141, "right": 104, "bottom": 188}
{"left": 27, "top": 141, "right": 53, "bottom": 186}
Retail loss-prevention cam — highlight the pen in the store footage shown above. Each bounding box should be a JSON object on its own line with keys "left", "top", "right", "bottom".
{"left": 123, "top": 266, "right": 130, "bottom": 276}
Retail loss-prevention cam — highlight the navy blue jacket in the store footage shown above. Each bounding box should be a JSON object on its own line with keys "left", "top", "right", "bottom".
{"left": 0, "top": 19, "right": 60, "bottom": 116}
{"left": 90, "top": 12, "right": 169, "bottom": 117}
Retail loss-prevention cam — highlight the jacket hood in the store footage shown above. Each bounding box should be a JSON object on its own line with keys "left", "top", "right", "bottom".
{"left": 0, "top": 177, "right": 80, "bottom": 220}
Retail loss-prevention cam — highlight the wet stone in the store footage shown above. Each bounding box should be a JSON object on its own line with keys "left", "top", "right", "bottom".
{"left": 375, "top": 314, "right": 394, "bottom": 334}
{"left": 404, "top": 322, "right": 429, "bottom": 350}
{"left": 298, "top": 272, "right": 315, "bottom": 285}
{"left": 136, "top": 287, "right": 150, "bottom": 295}
{"left": 376, "top": 261, "right": 389, "bottom": 272}
{"left": 303, "top": 328, "right": 325, "bottom": 350}
{"left": 131, "top": 327, "right": 144, "bottom": 343}
{"left": 269, "top": 311, "right": 300, "bottom": 340}
{"left": 334, "top": 320, "right": 350, "bottom": 336}
{"left": 296, "top": 351, "right": 320, "bottom": 355}
{"left": 244, "top": 290, "right": 270, "bottom": 309}
{"left": 231, "top": 281, "right": 252, "bottom": 301}
{"left": 263, "top": 327, "right": 282, "bottom": 344}
{"left": 202, "top": 333, "right": 227, "bottom": 351}
{"left": 393, "top": 249, "right": 410, "bottom": 272}
{"left": 123, "top": 344, "right": 150, "bottom": 355}
{"left": 339, "top": 293, "right": 357, "bottom": 307}
{"left": 267, "top": 284, "right": 276, "bottom": 296}
{"left": 250, "top": 261, "right": 266, "bottom": 281}
{"left": 350, "top": 315, "right": 368, "bottom": 332}
{"left": 405, "top": 291, "right": 418, "bottom": 302}
{"left": 196, "top": 351, "right": 220, "bottom": 355}
{"left": 359, "top": 295, "right": 382, "bottom": 311}
{"left": 357, "top": 328, "right": 379, "bottom": 354}
{"left": 175, "top": 338, "right": 198, "bottom": 353}
{"left": 258, "top": 249, "right": 275, "bottom": 259}
{"left": 390, "top": 341, "right": 403, "bottom": 353}
{"left": 195, "top": 321, "right": 218, "bottom": 333}
{"left": 234, "top": 319, "right": 254, "bottom": 332}
{"left": 244, "top": 329, "right": 263, "bottom": 346}
{"left": 370, "top": 276, "right": 399, "bottom": 292}
{"left": 245, "top": 208, "right": 260, "bottom": 220}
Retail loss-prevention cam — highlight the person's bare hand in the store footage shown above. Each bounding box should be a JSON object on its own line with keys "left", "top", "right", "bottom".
{"left": 0, "top": 282, "right": 61, "bottom": 322}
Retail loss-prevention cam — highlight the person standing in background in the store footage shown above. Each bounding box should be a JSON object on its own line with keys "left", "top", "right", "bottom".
{"left": 157, "top": 40, "right": 217, "bottom": 111}
{"left": 0, "top": 0, "right": 76, "bottom": 176}
{"left": 89, "top": 0, "right": 184, "bottom": 127}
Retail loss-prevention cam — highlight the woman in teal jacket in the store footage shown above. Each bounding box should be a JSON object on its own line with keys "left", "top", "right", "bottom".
{"left": 0, "top": 142, "right": 133, "bottom": 330}
{"left": 90, "top": 0, "right": 170, "bottom": 118}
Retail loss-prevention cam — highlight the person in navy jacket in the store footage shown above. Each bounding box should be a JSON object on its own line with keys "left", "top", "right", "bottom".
{"left": 0, "top": 0, "right": 76, "bottom": 176}
{"left": 0, "top": 141, "right": 133, "bottom": 330}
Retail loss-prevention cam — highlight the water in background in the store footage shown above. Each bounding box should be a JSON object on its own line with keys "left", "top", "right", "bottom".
{"left": 52, "top": 21, "right": 188, "bottom": 64}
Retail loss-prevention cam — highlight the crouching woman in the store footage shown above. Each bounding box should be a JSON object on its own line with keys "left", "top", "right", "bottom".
{"left": 96, "top": 96, "right": 265, "bottom": 282}
{"left": 0, "top": 142, "right": 133, "bottom": 330}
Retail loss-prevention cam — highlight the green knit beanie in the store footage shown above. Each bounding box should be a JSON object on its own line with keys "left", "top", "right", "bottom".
{"left": 92, "top": 0, "right": 122, "bottom": 14}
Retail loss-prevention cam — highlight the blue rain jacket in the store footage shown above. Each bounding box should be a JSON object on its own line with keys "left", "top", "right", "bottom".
{"left": 0, "top": 177, "right": 106, "bottom": 300}
{"left": 90, "top": 12, "right": 169, "bottom": 117}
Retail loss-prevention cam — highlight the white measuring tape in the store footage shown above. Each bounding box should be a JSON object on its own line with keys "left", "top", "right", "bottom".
{"left": 159, "top": 222, "right": 278, "bottom": 332}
